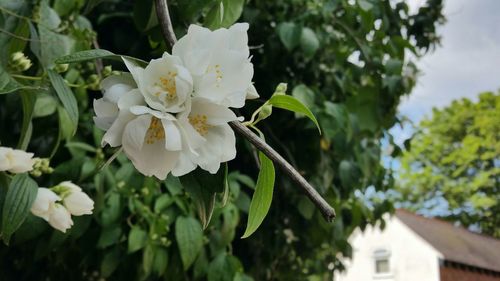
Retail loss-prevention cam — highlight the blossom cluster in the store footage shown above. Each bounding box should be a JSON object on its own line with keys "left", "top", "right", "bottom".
{"left": 94, "top": 23, "right": 258, "bottom": 179}
{"left": 31, "top": 181, "right": 94, "bottom": 233}
{"left": 1, "top": 146, "right": 94, "bottom": 233}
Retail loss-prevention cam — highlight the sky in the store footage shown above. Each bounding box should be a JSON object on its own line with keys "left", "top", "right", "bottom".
{"left": 391, "top": 0, "right": 500, "bottom": 143}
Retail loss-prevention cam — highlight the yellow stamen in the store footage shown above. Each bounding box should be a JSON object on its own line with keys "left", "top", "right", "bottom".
{"left": 189, "top": 114, "right": 212, "bottom": 136}
{"left": 145, "top": 117, "right": 165, "bottom": 144}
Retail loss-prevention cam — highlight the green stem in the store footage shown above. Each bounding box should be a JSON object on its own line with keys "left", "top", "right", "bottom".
{"left": 11, "top": 74, "right": 42, "bottom": 81}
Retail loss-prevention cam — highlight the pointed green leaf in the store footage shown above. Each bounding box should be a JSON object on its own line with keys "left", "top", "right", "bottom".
{"left": 175, "top": 216, "right": 203, "bottom": 270}
{"left": 48, "top": 70, "right": 78, "bottom": 137}
{"left": 128, "top": 227, "right": 147, "bottom": 253}
{"left": 180, "top": 168, "right": 227, "bottom": 229}
{"left": 268, "top": 94, "right": 321, "bottom": 133}
{"left": 1, "top": 174, "right": 38, "bottom": 245}
{"left": 242, "top": 153, "right": 275, "bottom": 238}
{"left": 277, "top": 22, "right": 302, "bottom": 50}
{"left": 55, "top": 49, "right": 147, "bottom": 65}
{"left": 300, "top": 27, "right": 320, "bottom": 57}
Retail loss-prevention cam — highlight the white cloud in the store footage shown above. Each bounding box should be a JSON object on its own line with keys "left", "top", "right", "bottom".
{"left": 399, "top": 0, "right": 500, "bottom": 123}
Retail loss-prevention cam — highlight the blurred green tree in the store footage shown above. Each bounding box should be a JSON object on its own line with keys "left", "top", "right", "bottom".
{"left": 397, "top": 92, "right": 500, "bottom": 237}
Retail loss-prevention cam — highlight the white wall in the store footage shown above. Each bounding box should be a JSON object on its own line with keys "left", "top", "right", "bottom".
{"left": 335, "top": 215, "right": 443, "bottom": 281}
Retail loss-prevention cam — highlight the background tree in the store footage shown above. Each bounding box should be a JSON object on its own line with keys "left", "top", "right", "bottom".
{"left": 0, "top": 0, "right": 443, "bottom": 280}
{"left": 397, "top": 92, "right": 500, "bottom": 237}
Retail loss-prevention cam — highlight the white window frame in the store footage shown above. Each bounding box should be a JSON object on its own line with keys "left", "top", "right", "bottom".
{"left": 373, "top": 248, "right": 393, "bottom": 279}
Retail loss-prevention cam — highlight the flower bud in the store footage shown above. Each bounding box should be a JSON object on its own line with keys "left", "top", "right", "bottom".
{"left": 31, "top": 188, "right": 61, "bottom": 221}
{"left": 274, "top": 83, "right": 288, "bottom": 95}
{"left": 48, "top": 203, "right": 73, "bottom": 233}
{"left": 9, "top": 52, "right": 32, "bottom": 72}
{"left": 54, "top": 63, "right": 69, "bottom": 73}
{"left": 63, "top": 190, "right": 94, "bottom": 216}
{"left": 102, "top": 65, "right": 112, "bottom": 77}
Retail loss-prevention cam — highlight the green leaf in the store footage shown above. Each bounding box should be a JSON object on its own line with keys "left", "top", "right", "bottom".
{"left": 33, "top": 92, "right": 57, "bottom": 117}
{"left": 128, "top": 227, "right": 147, "bottom": 253}
{"left": 97, "top": 226, "right": 122, "bottom": 249}
{"left": 55, "top": 49, "right": 147, "bottom": 65}
{"left": 205, "top": 0, "right": 245, "bottom": 29}
{"left": 48, "top": 70, "right": 78, "bottom": 137}
{"left": 0, "top": 65, "right": 38, "bottom": 95}
{"left": 300, "top": 27, "right": 320, "bottom": 57}
{"left": 180, "top": 168, "right": 227, "bottom": 229}
{"left": 358, "top": 0, "right": 374, "bottom": 11}
{"left": 277, "top": 22, "right": 302, "bottom": 50}
{"left": 143, "top": 244, "right": 168, "bottom": 276}
{"left": 268, "top": 94, "right": 321, "bottom": 133}
{"left": 242, "top": 153, "right": 275, "bottom": 238}
{"left": 101, "top": 247, "right": 122, "bottom": 277}
{"left": 175, "top": 216, "right": 203, "bottom": 270}
{"left": 292, "top": 84, "right": 315, "bottom": 111}
{"left": 1, "top": 174, "right": 38, "bottom": 245}
{"left": 17, "top": 92, "right": 35, "bottom": 150}
{"left": 207, "top": 253, "right": 243, "bottom": 281}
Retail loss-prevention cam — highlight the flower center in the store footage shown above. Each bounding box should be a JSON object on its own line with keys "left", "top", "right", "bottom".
{"left": 189, "top": 114, "right": 212, "bottom": 136}
{"left": 145, "top": 117, "right": 165, "bottom": 144}
{"left": 155, "top": 71, "right": 177, "bottom": 102}
{"left": 206, "top": 64, "right": 223, "bottom": 87}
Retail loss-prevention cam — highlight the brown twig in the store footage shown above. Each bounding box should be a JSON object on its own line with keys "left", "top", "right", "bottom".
{"left": 153, "top": 0, "right": 335, "bottom": 222}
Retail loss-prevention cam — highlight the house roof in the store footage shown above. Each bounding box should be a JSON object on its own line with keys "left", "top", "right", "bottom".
{"left": 395, "top": 209, "right": 500, "bottom": 272}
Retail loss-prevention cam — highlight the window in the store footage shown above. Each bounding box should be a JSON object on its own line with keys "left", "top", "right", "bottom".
{"left": 375, "top": 258, "right": 390, "bottom": 274}
{"left": 373, "top": 249, "right": 391, "bottom": 275}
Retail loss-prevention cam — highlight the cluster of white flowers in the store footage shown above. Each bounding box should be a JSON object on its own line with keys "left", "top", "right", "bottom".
{"left": 0, "top": 146, "right": 35, "bottom": 174}
{"left": 94, "top": 23, "right": 258, "bottom": 179}
{"left": 31, "top": 181, "right": 94, "bottom": 233}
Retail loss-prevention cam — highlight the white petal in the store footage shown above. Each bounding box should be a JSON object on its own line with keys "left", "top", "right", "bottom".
{"left": 171, "top": 150, "right": 197, "bottom": 177}
{"left": 59, "top": 181, "right": 81, "bottom": 192}
{"left": 161, "top": 119, "right": 182, "bottom": 151}
{"left": 93, "top": 99, "right": 118, "bottom": 130}
{"left": 101, "top": 110, "right": 136, "bottom": 147}
{"left": 100, "top": 73, "right": 136, "bottom": 103}
{"left": 195, "top": 125, "right": 236, "bottom": 174}
{"left": 48, "top": 203, "right": 73, "bottom": 233}
{"left": 0, "top": 147, "right": 12, "bottom": 172}
{"left": 122, "top": 57, "right": 145, "bottom": 88}
{"left": 122, "top": 115, "right": 180, "bottom": 180}
{"left": 246, "top": 83, "right": 260, "bottom": 100}
{"left": 31, "top": 188, "right": 60, "bottom": 221}
{"left": 117, "top": 89, "right": 145, "bottom": 110}
{"left": 64, "top": 191, "right": 94, "bottom": 216}
{"left": 191, "top": 97, "right": 238, "bottom": 125}
{"left": 7, "top": 149, "right": 35, "bottom": 174}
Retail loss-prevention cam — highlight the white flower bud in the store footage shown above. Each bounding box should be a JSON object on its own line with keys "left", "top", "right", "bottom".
{"left": 58, "top": 181, "right": 82, "bottom": 192}
{"left": 48, "top": 203, "right": 73, "bottom": 233}
{"left": 31, "top": 188, "right": 61, "bottom": 221}
{"left": 0, "top": 146, "right": 35, "bottom": 174}
{"left": 63, "top": 189, "right": 94, "bottom": 216}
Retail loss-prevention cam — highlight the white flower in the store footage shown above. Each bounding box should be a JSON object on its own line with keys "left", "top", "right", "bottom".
{"left": 174, "top": 97, "right": 238, "bottom": 175}
{"left": 48, "top": 203, "right": 73, "bottom": 233}
{"left": 123, "top": 54, "right": 193, "bottom": 113}
{"left": 31, "top": 188, "right": 60, "bottom": 221}
{"left": 93, "top": 73, "right": 136, "bottom": 131}
{"left": 172, "top": 23, "right": 258, "bottom": 108}
{"left": 59, "top": 181, "right": 94, "bottom": 216}
{"left": 0, "top": 146, "right": 35, "bottom": 174}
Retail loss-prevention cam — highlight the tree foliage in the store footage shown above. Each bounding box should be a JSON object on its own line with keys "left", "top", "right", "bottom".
{"left": 0, "top": 0, "right": 443, "bottom": 280}
{"left": 397, "top": 92, "right": 500, "bottom": 237}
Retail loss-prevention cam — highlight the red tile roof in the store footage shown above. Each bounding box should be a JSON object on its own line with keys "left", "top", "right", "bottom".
{"left": 395, "top": 209, "right": 500, "bottom": 272}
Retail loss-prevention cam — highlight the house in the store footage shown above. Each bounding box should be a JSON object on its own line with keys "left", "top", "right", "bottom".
{"left": 335, "top": 209, "right": 500, "bottom": 281}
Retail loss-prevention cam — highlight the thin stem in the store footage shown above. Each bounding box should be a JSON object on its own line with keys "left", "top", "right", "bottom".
{"left": 154, "top": 0, "right": 178, "bottom": 47}
{"left": 153, "top": 0, "right": 336, "bottom": 222}
{"left": 11, "top": 74, "right": 42, "bottom": 80}
{"left": 230, "top": 122, "right": 335, "bottom": 221}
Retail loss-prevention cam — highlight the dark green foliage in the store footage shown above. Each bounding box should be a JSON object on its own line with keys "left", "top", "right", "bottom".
{"left": 0, "top": 0, "right": 443, "bottom": 280}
